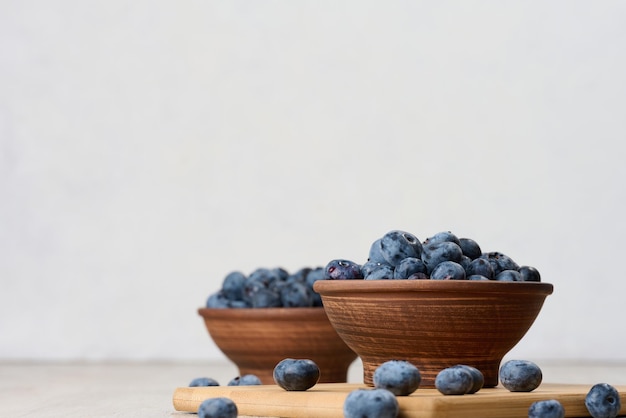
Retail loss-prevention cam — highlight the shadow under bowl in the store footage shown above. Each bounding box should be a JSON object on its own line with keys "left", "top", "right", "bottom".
{"left": 313, "top": 279, "right": 553, "bottom": 388}
{"left": 198, "top": 307, "right": 358, "bottom": 385}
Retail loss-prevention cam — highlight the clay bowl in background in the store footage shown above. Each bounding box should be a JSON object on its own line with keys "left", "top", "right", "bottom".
{"left": 198, "top": 307, "right": 357, "bottom": 384}
{"left": 313, "top": 279, "right": 553, "bottom": 388}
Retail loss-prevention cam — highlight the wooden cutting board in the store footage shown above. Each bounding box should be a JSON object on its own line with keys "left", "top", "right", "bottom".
{"left": 172, "top": 383, "right": 626, "bottom": 418}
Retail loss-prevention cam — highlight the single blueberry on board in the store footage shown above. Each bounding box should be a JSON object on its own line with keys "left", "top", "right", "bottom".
{"left": 393, "top": 257, "right": 428, "bottom": 279}
{"left": 343, "top": 388, "right": 399, "bottom": 418}
{"left": 435, "top": 366, "right": 474, "bottom": 395}
{"left": 273, "top": 358, "right": 320, "bottom": 391}
{"left": 585, "top": 383, "right": 621, "bottom": 418}
{"left": 528, "top": 399, "right": 565, "bottom": 418}
{"left": 189, "top": 377, "right": 219, "bottom": 387}
{"left": 459, "top": 237, "right": 482, "bottom": 260}
{"left": 430, "top": 261, "right": 466, "bottom": 280}
{"left": 499, "top": 359, "right": 542, "bottom": 392}
{"left": 495, "top": 270, "right": 523, "bottom": 282}
{"left": 380, "top": 230, "right": 423, "bottom": 266}
{"left": 197, "top": 397, "right": 238, "bottom": 418}
{"left": 519, "top": 265, "right": 542, "bottom": 282}
{"left": 373, "top": 360, "right": 421, "bottom": 396}
{"left": 324, "top": 259, "right": 364, "bottom": 280}
{"left": 227, "top": 374, "right": 262, "bottom": 386}
{"left": 451, "top": 365, "right": 484, "bottom": 394}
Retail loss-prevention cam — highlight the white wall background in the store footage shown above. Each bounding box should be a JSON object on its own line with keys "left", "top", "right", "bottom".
{"left": 1, "top": 1, "right": 625, "bottom": 363}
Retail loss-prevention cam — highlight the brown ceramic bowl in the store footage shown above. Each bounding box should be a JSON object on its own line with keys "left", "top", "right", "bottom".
{"left": 198, "top": 307, "right": 358, "bottom": 384}
{"left": 313, "top": 279, "right": 553, "bottom": 388}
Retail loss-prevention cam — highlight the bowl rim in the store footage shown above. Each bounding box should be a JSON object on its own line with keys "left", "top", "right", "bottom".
{"left": 198, "top": 306, "right": 328, "bottom": 321}
{"left": 313, "top": 279, "right": 553, "bottom": 296}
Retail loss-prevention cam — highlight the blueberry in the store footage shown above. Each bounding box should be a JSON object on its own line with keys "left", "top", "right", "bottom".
{"left": 479, "top": 252, "right": 520, "bottom": 276}
{"left": 424, "top": 231, "right": 461, "bottom": 246}
{"left": 393, "top": 257, "right": 428, "bottom": 279}
{"left": 227, "top": 374, "right": 262, "bottom": 386}
{"left": 585, "top": 383, "right": 621, "bottom": 418}
{"left": 250, "top": 288, "right": 282, "bottom": 308}
{"left": 324, "top": 259, "right": 364, "bottom": 280}
{"left": 189, "top": 377, "right": 220, "bottom": 387}
{"left": 368, "top": 239, "right": 387, "bottom": 264}
{"left": 380, "top": 230, "right": 423, "bottom": 266}
{"left": 467, "top": 274, "right": 490, "bottom": 281}
{"left": 221, "top": 271, "right": 247, "bottom": 301}
{"left": 459, "top": 237, "right": 482, "bottom": 260}
{"left": 197, "top": 397, "right": 238, "bottom": 418}
{"left": 279, "top": 281, "right": 313, "bottom": 307}
{"left": 206, "top": 291, "right": 230, "bottom": 308}
{"left": 304, "top": 267, "right": 325, "bottom": 306}
{"left": 373, "top": 360, "right": 421, "bottom": 396}
{"left": 519, "top": 265, "right": 541, "bottom": 282}
{"left": 364, "top": 263, "right": 395, "bottom": 280}
{"left": 343, "top": 388, "right": 399, "bottom": 418}
{"left": 451, "top": 365, "right": 484, "bottom": 394}
{"left": 465, "top": 258, "right": 495, "bottom": 280}
{"left": 495, "top": 270, "right": 523, "bottom": 282}
{"left": 273, "top": 358, "right": 320, "bottom": 391}
{"left": 528, "top": 399, "right": 565, "bottom": 418}
{"left": 435, "top": 366, "right": 474, "bottom": 395}
{"left": 407, "top": 272, "right": 430, "bottom": 280}
{"left": 229, "top": 300, "right": 251, "bottom": 308}
{"left": 421, "top": 241, "right": 463, "bottom": 274}
{"left": 430, "top": 261, "right": 466, "bottom": 280}
{"left": 499, "top": 360, "right": 542, "bottom": 392}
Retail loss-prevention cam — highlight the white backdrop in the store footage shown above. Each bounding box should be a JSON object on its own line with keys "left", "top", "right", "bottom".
{"left": 1, "top": 1, "right": 625, "bottom": 362}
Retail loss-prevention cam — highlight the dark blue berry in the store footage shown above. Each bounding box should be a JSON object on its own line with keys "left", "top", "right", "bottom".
{"left": 424, "top": 231, "right": 461, "bottom": 246}
{"left": 528, "top": 399, "right": 565, "bottom": 418}
{"left": 368, "top": 239, "right": 387, "bottom": 263}
{"left": 435, "top": 366, "right": 473, "bottom": 395}
{"left": 465, "top": 258, "right": 495, "bottom": 280}
{"left": 279, "top": 281, "right": 313, "bottom": 307}
{"left": 585, "top": 383, "right": 621, "bottom": 418}
{"left": 343, "top": 388, "right": 399, "bottom": 418}
{"left": 393, "top": 257, "right": 428, "bottom": 279}
{"left": 495, "top": 270, "right": 523, "bottom": 282}
{"left": 519, "top": 265, "right": 541, "bottom": 282}
{"left": 467, "top": 274, "right": 490, "bottom": 281}
{"left": 206, "top": 291, "right": 230, "bottom": 308}
{"left": 373, "top": 360, "right": 421, "bottom": 396}
{"left": 363, "top": 263, "right": 395, "bottom": 280}
{"left": 430, "top": 261, "right": 466, "bottom": 280}
{"left": 197, "top": 397, "right": 238, "bottom": 418}
{"left": 221, "top": 271, "right": 247, "bottom": 301}
{"left": 324, "top": 259, "right": 364, "bottom": 280}
{"left": 421, "top": 241, "right": 463, "bottom": 274}
{"left": 250, "top": 288, "right": 282, "bottom": 308}
{"left": 499, "top": 360, "right": 542, "bottom": 392}
{"left": 451, "top": 365, "right": 483, "bottom": 394}
{"left": 459, "top": 237, "right": 482, "bottom": 260}
{"left": 227, "top": 374, "right": 262, "bottom": 386}
{"left": 480, "top": 252, "right": 520, "bottom": 275}
{"left": 380, "top": 230, "right": 422, "bottom": 266}
{"left": 273, "top": 358, "right": 320, "bottom": 391}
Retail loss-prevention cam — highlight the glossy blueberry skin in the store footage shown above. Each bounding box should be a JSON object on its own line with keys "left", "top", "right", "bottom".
{"left": 519, "top": 265, "right": 541, "bottom": 282}
{"left": 430, "top": 261, "right": 466, "bottom": 280}
{"left": 479, "top": 252, "right": 520, "bottom": 276}
{"left": 279, "top": 281, "right": 314, "bottom": 307}
{"left": 380, "top": 230, "right": 423, "bottom": 266}
{"left": 465, "top": 258, "right": 495, "bottom": 280}
{"left": 189, "top": 377, "right": 220, "bottom": 387}
{"left": 343, "top": 388, "right": 399, "bottom": 418}
{"left": 423, "top": 231, "right": 461, "bottom": 246}
{"left": 585, "top": 383, "right": 621, "bottom": 418}
{"left": 529, "top": 399, "right": 565, "bottom": 418}
{"left": 227, "top": 374, "right": 262, "bottom": 386}
{"left": 273, "top": 358, "right": 320, "bottom": 391}
{"left": 499, "top": 360, "right": 542, "bottom": 392}
{"left": 495, "top": 270, "right": 523, "bottom": 282}
{"left": 373, "top": 360, "right": 421, "bottom": 396}
{"left": 421, "top": 241, "right": 463, "bottom": 274}
{"left": 435, "top": 366, "right": 474, "bottom": 395}
{"left": 459, "top": 237, "right": 482, "bottom": 260}
{"left": 393, "top": 257, "right": 428, "bottom": 279}
{"left": 324, "top": 259, "right": 364, "bottom": 280}
{"left": 451, "top": 365, "right": 484, "bottom": 394}
{"left": 364, "top": 263, "right": 395, "bottom": 280}
{"left": 197, "top": 397, "right": 238, "bottom": 418}
{"left": 221, "top": 271, "right": 247, "bottom": 301}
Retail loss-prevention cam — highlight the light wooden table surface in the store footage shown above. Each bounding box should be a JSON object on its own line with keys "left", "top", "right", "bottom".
{"left": 2, "top": 360, "right": 626, "bottom": 417}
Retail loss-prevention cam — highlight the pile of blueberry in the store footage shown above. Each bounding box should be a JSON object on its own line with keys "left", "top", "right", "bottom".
{"left": 206, "top": 266, "right": 325, "bottom": 308}
{"left": 324, "top": 230, "right": 542, "bottom": 282}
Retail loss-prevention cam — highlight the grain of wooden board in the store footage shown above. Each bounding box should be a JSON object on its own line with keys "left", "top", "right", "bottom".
{"left": 172, "top": 383, "right": 626, "bottom": 418}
